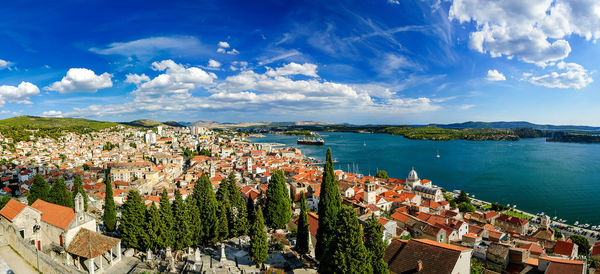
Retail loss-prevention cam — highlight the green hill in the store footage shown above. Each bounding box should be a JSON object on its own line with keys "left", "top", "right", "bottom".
{"left": 121, "top": 119, "right": 164, "bottom": 128}
{"left": 0, "top": 116, "right": 118, "bottom": 130}
{"left": 163, "top": 121, "right": 185, "bottom": 127}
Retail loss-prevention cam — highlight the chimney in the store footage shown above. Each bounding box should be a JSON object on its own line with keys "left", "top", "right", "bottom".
{"left": 416, "top": 260, "right": 423, "bottom": 272}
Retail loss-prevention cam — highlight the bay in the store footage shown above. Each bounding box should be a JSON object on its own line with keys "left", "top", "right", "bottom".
{"left": 250, "top": 132, "right": 600, "bottom": 226}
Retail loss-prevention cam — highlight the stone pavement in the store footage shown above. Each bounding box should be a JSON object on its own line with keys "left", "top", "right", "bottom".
{"left": 0, "top": 245, "right": 36, "bottom": 274}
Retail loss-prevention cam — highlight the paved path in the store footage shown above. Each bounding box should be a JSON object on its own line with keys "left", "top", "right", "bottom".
{"left": 0, "top": 245, "right": 37, "bottom": 273}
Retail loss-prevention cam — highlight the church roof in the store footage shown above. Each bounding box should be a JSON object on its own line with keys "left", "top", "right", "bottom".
{"left": 31, "top": 199, "right": 75, "bottom": 230}
{"left": 66, "top": 228, "right": 120, "bottom": 258}
{"left": 0, "top": 199, "right": 26, "bottom": 222}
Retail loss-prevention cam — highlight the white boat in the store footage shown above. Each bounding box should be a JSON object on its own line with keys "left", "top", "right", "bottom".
{"left": 363, "top": 141, "right": 366, "bottom": 147}
{"left": 574, "top": 221, "right": 579, "bottom": 226}
{"left": 553, "top": 216, "right": 557, "bottom": 220}
{"left": 585, "top": 224, "right": 590, "bottom": 228}
{"left": 436, "top": 150, "right": 440, "bottom": 158}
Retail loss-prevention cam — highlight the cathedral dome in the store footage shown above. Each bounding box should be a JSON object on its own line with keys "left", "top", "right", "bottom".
{"left": 408, "top": 168, "right": 419, "bottom": 182}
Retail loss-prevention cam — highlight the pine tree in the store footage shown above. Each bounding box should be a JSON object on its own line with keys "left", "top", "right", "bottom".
{"left": 226, "top": 173, "right": 249, "bottom": 237}
{"left": 321, "top": 205, "right": 371, "bottom": 274}
{"left": 158, "top": 189, "right": 174, "bottom": 249}
{"left": 316, "top": 148, "right": 341, "bottom": 262}
{"left": 296, "top": 192, "right": 310, "bottom": 255}
{"left": 172, "top": 189, "right": 192, "bottom": 250}
{"left": 249, "top": 206, "right": 268, "bottom": 267}
{"left": 104, "top": 176, "right": 117, "bottom": 232}
{"left": 264, "top": 169, "right": 291, "bottom": 229}
{"left": 194, "top": 174, "right": 217, "bottom": 245}
{"left": 72, "top": 176, "right": 88, "bottom": 211}
{"left": 364, "top": 214, "right": 389, "bottom": 274}
{"left": 28, "top": 174, "right": 50, "bottom": 205}
{"left": 120, "top": 190, "right": 146, "bottom": 250}
{"left": 48, "top": 177, "right": 73, "bottom": 208}
{"left": 142, "top": 202, "right": 161, "bottom": 252}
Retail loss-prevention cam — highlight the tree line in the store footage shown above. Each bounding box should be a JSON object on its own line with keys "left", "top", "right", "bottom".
{"left": 27, "top": 173, "right": 88, "bottom": 210}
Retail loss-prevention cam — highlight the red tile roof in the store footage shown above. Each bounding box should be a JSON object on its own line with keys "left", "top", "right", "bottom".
{"left": 31, "top": 199, "right": 75, "bottom": 230}
{"left": 553, "top": 240, "right": 575, "bottom": 257}
{"left": 0, "top": 199, "right": 26, "bottom": 221}
{"left": 66, "top": 228, "right": 120, "bottom": 258}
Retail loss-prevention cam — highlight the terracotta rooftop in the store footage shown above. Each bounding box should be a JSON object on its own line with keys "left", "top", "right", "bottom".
{"left": 31, "top": 199, "right": 75, "bottom": 230}
{"left": 385, "top": 239, "right": 470, "bottom": 274}
{"left": 553, "top": 240, "right": 575, "bottom": 257}
{"left": 66, "top": 228, "right": 120, "bottom": 258}
{"left": 0, "top": 199, "right": 26, "bottom": 222}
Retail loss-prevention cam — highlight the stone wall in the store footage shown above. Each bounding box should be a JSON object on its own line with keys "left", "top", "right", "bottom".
{"left": 0, "top": 221, "right": 82, "bottom": 274}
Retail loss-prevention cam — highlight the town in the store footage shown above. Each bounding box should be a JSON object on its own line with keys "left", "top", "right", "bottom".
{"left": 0, "top": 123, "right": 597, "bottom": 274}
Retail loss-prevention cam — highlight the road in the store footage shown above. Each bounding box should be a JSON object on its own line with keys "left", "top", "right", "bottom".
{"left": 0, "top": 245, "right": 37, "bottom": 273}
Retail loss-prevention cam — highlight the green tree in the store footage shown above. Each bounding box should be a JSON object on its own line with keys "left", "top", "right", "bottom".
{"left": 375, "top": 170, "right": 389, "bottom": 180}
{"left": 103, "top": 177, "right": 117, "bottom": 232}
{"left": 569, "top": 235, "right": 590, "bottom": 256}
{"left": 172, "top": 189, "right": 192, "bottom": 250}
{"left": 316, "top": 148, "right": 342, "bottom": 262}
{"left": 247, "top": 197, "right": 255, "bottom": 223}
{"left": 216, "top": 202, "right": 230, "bottom": 242}
{"left": 194, "top": 174, "right": 217, "bottom": 245}
{"left": 226, "top": 173, "right": 249, "bottom": 237}
{"left": 249, "top": 206, "right": 268, "bottom": 267}
{"left": 120, "top": 190, "right": 146, "bottom": 250}
{"left": 364, "top": 214, "right": 389, "bottom": 274}
{"left": 158, "top": 189, "right": 174, "bottom": 249}
{"left": 186, "top": 195, "right": 203, "bottom": 247}
{"left": 48, "top": 177, "right": 73, "bottom": 208}
{"left": 28, "top": 174, "right": 50, "bottom": 205}
{"left": 455, "top": 190, "right": 471, "bottom": 204}
{"left": 321, "top": 205, "right": 371, "bottom": 274}
{"left": 296, "top": 192, "right": 310, "bottom": 255}
{"left": 71, "top": 176, "right": 88, "bottom": 211}
{"left": 142, "top": 202, "right": 161, "bottom": 252}
{"left": 0, "top": 196, "right": 12, "bottom": 209}
{"left": 264, "top": 169, "right": 291, "bottom": 229}
{"left": 458, "top": 202, "right": 476, "bottom": 213}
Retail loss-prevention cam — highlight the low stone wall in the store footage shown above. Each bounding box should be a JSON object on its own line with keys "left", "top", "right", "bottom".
{"left": 0, "top": 221, "right": 81, "bottom": 274}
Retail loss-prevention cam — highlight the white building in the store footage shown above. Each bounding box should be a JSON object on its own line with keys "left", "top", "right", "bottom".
{"left": 144, "top": 132, "right": 156, "bottom": 144}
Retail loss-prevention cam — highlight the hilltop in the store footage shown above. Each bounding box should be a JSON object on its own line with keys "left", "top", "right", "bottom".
{"left": 0, "top": 116, "right": 118, "bottom": 130}
{"left": 430, "top": 121, "right": 600, "bottom": 131}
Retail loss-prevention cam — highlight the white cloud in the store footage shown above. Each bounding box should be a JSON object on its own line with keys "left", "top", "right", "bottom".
{"left": 527, "top": 61, "right": 593, "bottom": 89}
{"left": 90, "top": 36, "right": 208, "bottom": 60}
{"left": 125, "top": 73, "right": 150, "bottom": 84}
{"left": 0, "top": 82, "right": 40, "bottom": 107}
{"left": 449, "top": 0, "right": 600, "bottom": 66}
{"left": 218, "top": 41, "right": 230, "bottom": 48}
{"left": 66, "top": 61, "right": 443, "bottom": 117}
{"left": 46, "top": 68, "right": 113, "bottom": 93}
{"left": 459, "top": 104, "right": 475, "bottom": 110}
{"left": 230, "top": 61, "right": 249, "bottom": 71}
{"left": 265, "top": 62, "right": 318, "bottom": 77}
{"left": 42, "top": 110, "right": 63, "bottom": 117}
{"left": 388, "top": 0, "right": 400, "bottom": 4}
{"left": 486, "top": 69, "right": 506, "bottom": 81}
{"left": 217, "top": 41, "right": 239, "bottom": 55}
{"left": 208, "top": 59, "right": 221, "bottom": 68}
{"left": 0, "top": 59, "right": 12, "bottom": 70}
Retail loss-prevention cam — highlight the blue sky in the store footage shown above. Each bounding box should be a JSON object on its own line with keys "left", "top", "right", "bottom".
{"left": 1, "top": 0, "right": 599, "bottom": 125}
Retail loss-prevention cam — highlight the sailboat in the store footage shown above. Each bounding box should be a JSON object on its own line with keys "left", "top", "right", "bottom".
{"left": 436, "top": 150, "right": 440, "bottom": 158}
{"left": 363, "top": 141, "right": 366, "bottom": 147}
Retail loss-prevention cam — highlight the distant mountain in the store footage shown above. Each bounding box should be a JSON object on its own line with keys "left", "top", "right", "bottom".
{"left": 0, "top": 116, "right": 118, "bottom": 130}
{"left": 163, "top": 121, "right": 185, "bottom": 127}
{"left": 121, "top": 119, "right": 164, "bottom": 128}
{"left": 430, "top": 121, "right": 600, "bottom": 131}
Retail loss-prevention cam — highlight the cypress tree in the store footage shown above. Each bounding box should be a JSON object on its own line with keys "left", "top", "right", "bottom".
{"left": 72, "top": 176, "right": 88, "bottom": 211}
{"left": 48, "top": 177, "right": 73, "bottom": 208}
{"left": 226, "top": 173, "right": 249, "bottom": 237}
{"left": 216, "top": 202, "right": 230, "bottom": 242}
{"left": 264, "top": 169, "right": 291, "bottom": 229}
{"left": 28, "top": 174, "right": 50, "bottom": 205}
{"left": 194, "top": 174, "right": 218, "bottom": 245}
{"left": 249, "top": 206, "right": 268, "bottom": 267}
{"left": 296, "top": 192, "right": 310, "bottom": 255}
{"left": 316, "top": 148, "right": 341, "bottom": 262}
{"left": 321, "top": 205, "right": 371, "bottom": 274}
{"left": 104, "top": 176, "right": 117, "bottom": 232}
{"left": 172, "top": 189, "right": 192, "bottom": 250}
{"left": 247, "top": 197, "right": 255, "bottom": 223}
{"left": 158, "top": 189, "right": 174, "bottom": 249}
{"left": 142, "top": 202, "right": 161, "bottom": 252}
{"left": 364, "top": 214, "right": 389, "bottom": 274}
{"left": 121, "top": 190, "right": 146, "bottom": 250}
{"left": 186, "top": 195, "right": 203, "bottom": 247}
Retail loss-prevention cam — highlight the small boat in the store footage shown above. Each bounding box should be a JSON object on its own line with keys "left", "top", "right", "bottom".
{"left": 436, "top": 150, "right": 440, "bottom": 158}
{"left": 553, "top": 216, "right": 557, "bottom": 220}
{"left": 574, "top": 221, "right": 579, "bottom": 226}
{"left": 363, "top": 141, "right": 366, "bottom": 147}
